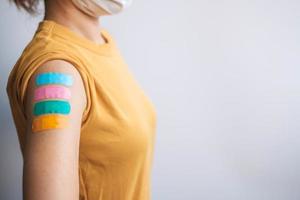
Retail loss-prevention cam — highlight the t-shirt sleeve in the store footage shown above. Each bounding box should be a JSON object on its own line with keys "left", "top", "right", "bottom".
{"left": 17, "top": 51, "right": 92, "bottom": 125}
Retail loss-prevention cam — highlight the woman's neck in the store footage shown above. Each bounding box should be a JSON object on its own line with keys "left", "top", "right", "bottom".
{"left": 43, "top": 0, "right": 106, "bottom": 45}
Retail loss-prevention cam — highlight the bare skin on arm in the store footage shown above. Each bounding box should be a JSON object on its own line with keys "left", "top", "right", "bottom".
{"left": 22, "top": 60, "right": 87, "bottom": 200}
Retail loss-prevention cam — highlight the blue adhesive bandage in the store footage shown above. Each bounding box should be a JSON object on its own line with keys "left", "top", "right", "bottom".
{"left": 35, "top": 72, "right": 73, "bottom": 86}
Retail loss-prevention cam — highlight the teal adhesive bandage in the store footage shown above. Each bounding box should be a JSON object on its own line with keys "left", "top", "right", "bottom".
{"left": 33, "top": 100, "right": 71, "bottom": 116}
{"left": 35, "top": 72, "right": 73, "bottom": 86}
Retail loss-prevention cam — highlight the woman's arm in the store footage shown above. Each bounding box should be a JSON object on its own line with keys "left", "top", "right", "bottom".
{"left": 22, "top": 59, "right": 87, "bottom": 200}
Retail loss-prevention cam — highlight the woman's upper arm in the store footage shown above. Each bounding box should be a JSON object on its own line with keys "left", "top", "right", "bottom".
{"left": 22, "top": 59, "right": 86, "bottom": 200}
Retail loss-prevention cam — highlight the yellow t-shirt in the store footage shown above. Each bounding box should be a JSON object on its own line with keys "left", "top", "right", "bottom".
{"left": 6, "top": 19, "right": 157, "bottom": 200}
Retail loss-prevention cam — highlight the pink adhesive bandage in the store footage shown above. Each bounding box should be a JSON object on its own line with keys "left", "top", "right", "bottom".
{"left": 34, "top": 85, "right": 71, "bottom": 101}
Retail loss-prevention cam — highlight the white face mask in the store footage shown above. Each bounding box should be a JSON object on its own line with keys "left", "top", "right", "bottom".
{"left": 72, "top": 0, "right": 132, "bottom": 17}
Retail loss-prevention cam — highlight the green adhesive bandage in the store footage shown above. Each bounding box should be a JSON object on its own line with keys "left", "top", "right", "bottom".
{"left": 33, "top": 100, "right": 71, "bottom": 116}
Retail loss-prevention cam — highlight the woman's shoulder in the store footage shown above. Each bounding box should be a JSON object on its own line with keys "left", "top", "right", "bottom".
{"left": 20, "top": 30, "right": 79, "bottom": 63}
{"left": 6, "top": 31, "right": 93, "bottom": 120}
{"left": 11, "top": 26, "right": 91, "bottom": 79}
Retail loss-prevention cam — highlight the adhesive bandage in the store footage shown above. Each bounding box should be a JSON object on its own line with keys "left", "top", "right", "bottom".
{"left": 33, "top": 100, "right": 71, "bottom": 116}
{"left": 35, "top": 72, "right": 73, "bottom": 86}
{"left": 32, "top": 114, "right": 69, "bottom": 132}
{"left": 34, "top": 85, "right": 71, "bottom": 101}
{"left": 31, "top": 71, "right": 73, "bottom": 133}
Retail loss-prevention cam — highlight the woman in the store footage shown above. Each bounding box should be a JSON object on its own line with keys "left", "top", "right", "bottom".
{"left": 6, "top": 0, "right": 157, "bottom": 199}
